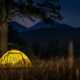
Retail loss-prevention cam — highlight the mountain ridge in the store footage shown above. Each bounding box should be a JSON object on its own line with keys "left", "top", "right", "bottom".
{"left": 8, "top": 21, "right": 29, "bottom": 33}
{"left": 29, "top": 21, "right": 73, "bottom": 30}
{"left": 9, "top": 21, "right": 74, "bottom": 33}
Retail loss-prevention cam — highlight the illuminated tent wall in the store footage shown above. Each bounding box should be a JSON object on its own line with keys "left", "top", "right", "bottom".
{"left": 0, "top": 49, "right": 32, "bottom": 68}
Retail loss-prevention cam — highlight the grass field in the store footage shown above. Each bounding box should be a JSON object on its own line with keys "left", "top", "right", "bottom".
{"left": 0, "top": 42, "right": 80, "bottom": 80}
{"left": 0, "top": 55, "right": 80, "bottom": 80}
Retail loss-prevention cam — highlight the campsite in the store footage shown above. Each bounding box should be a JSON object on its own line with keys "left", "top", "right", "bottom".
{"left": 0, "top": 0, "right": 80, "bottom": 80}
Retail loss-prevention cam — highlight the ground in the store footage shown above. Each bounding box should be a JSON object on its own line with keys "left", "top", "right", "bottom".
{"left": 0, "top": 56, "right": 80, "bottom": 80}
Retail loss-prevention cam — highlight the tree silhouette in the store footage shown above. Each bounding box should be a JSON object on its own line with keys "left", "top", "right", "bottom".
{"left": 0, "top": 0, "right": 62, "bottom": 56}
{"left": 31, "top": 41, "right": 41, "bottom": 57}
{"left": 8, "top": 25, "right": 28, "bottom": 52}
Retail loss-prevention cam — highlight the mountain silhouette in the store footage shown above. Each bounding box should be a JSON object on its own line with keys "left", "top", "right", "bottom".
{"left": 8, "top": 21, "right": 80, "bottom": 57}
{"left": 8, "top": 21, "right": 79, "bottom": 43}
{"left": 12, "top": 21, "right": 73, "bottom": 45}
{"left": 29, "top": 21, "right": 73, "bottom": 30}
{"left": 8, "top": 21, "right": 80, "bottom": 46}
{"left": 8, "top": 21, "right": 29, "bottom": 33}
{"left": 9, "top": 21, "right": 73, "bottom": 33}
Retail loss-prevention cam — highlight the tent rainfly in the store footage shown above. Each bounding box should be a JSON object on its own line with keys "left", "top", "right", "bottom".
{"left": 0, "top": 49, "right": 32, "bottom": 68}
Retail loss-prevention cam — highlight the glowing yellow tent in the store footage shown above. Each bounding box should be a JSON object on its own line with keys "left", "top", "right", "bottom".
{"left": 0, "top": 49, "right": 32, "bottom": 68}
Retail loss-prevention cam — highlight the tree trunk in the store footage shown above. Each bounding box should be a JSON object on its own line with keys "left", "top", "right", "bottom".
{"left": 0, "top": 1, "right": 8, "bottom": 57}
{"left": 0, "top": 23, "right": 8, "bottom": 57}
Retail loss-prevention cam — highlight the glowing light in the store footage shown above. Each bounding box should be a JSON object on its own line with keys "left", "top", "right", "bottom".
{"left": 0, "top": 49, "right": 32, "bottom": 68}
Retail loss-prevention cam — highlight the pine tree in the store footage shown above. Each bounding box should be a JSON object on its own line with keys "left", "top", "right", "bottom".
{"left": 0, "top": 0, "right": 62, "bottom": 56}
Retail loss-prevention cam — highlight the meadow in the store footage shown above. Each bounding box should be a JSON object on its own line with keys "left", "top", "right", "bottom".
{"left": 0, "top": 42, "right": 80, "bottom": 80}
{"left": 0, "top": 55, "right": 80, "bottom": 80}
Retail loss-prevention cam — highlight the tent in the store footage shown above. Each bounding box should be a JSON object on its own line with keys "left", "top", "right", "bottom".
{"left": 0, "top": 49, "right": 32, "bottom": 68}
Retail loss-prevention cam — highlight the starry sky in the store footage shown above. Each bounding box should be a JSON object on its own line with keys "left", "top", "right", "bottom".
{"left": 61, "top": 0, "right": 80, "bottom": 27}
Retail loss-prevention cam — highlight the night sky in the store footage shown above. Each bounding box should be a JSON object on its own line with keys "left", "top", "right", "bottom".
{"left": 61, "top": 0, "right": 80, "bottom": 27}
{"left": 12, "top": 0, "right": 80, "bottom": 27}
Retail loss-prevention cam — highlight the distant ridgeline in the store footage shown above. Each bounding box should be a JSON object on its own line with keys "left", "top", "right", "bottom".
{"left": 8, "top": 21, "right": 80, "bottom": 58}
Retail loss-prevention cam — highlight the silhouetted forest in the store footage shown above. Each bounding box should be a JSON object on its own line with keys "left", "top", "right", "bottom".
{"left": 8, "top": 26, "right": 80, "bottom": 59}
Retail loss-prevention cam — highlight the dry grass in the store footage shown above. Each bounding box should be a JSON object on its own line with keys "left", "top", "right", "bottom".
{"left": 0, "top": 55, "right": 80, "bottom": 80}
